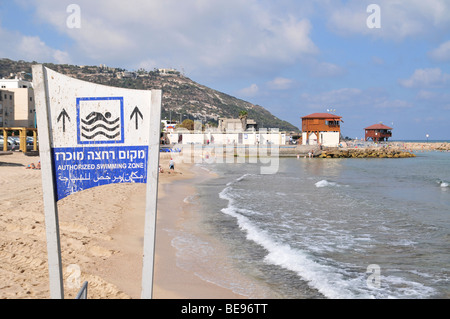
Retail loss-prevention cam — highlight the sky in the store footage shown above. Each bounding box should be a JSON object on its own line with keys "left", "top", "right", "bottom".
{"left": 1, "top": 0, "right": 450, "bottom": 140}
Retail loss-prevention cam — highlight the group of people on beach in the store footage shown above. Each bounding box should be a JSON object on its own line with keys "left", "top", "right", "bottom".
{"left": 26, "top": 161, "right": 40, "bottom": 169}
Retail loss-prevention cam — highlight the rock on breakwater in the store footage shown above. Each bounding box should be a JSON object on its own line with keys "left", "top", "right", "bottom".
{"left": 319, "top": 148, "right": 416, "bottom": 159}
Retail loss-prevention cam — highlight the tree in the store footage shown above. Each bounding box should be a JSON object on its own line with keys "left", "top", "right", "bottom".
{"left": 178, "top": 119, "right": 194, "bottom": 131}
{"left": 239, "top": 110, "right": 248, "bottom": 131}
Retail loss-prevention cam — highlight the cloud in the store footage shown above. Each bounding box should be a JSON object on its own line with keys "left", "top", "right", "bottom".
{"left": 17, "top": 36, "right": 71, "bottom": 64}
{"left": 428, "top": 41, "right": 450, "bottom": 62}
{"left": 0, "top": 23, "right": 71, "bottom": 64}
{"left": 371, "top": 56, "right": 385, "bottom": 65}
{"left": 326, "top": 0, "right": 450, "bottom": 40}
{"left": 299, "top": 87, "right": 411, "bottom": 110}
{"left": 21, "top": 0, "right": 319, "bottom": 76}
{"left": 238, "top": 83, "right": 259, "bottom": 97}
{"left": 309, "top": 62, "right": 346, "bottom": 78}
{"left": 416, "top": 90, "right": 439, "bottom": 100}
{"left": 416, "top": 90, "right": 450, "bottom": 110}
{"left": 267, "top": 77, "right": 294, "bottom": 90}
{"left": 300, "top": 88, "right": 364, "bottom": 109}
{"left": 374, "top": 99, "right": 413, "bottom": 109}
{"left": 399, "top": 68, "right": 450, "bottom": 88}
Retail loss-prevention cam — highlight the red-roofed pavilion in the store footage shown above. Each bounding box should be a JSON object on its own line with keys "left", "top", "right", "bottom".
{"left": 364, "top": 123, "right": 392, "bottom": 142}
{"left": 301, "top": 113, "right": 342, "bottom": 146}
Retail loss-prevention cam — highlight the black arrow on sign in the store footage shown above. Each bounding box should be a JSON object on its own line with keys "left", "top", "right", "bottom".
{"left": 130, "top": 106, "right": 143, "bottom": 130}
{"left": 57, "top": 108, "right": 70, "bottom": 132}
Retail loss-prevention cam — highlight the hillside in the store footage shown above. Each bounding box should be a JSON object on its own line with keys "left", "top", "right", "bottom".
{"left": 0, "top": 58, "right": 299, "bottom": 131}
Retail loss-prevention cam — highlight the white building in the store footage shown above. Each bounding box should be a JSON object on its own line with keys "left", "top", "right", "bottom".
{"left": 0, "top": 90, "right": 15, "bottom": 127}
{"left": 166, "top": 130, "right": 286, "bottom": 145}
{"left": 218, "top": 118, "right": 258, "bottom": 132}
{"left": 158, "top": 68, "right": 179, "bottom": 75}
{"left": 0, "top": 78, "right": 33, "bottom": 89}
{"left": 161, "top": 120, "right": 178, "bottom": 132}
{"left": 0, "top": 79, "right": 35, "bottom": 127}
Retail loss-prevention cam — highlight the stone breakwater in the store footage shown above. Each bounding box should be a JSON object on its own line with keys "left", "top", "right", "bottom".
{"left": 318, "top": 148, "right": 416, "bottom": 158}
{"left": 390, "top": 142, "right": 450, "bottom": 151}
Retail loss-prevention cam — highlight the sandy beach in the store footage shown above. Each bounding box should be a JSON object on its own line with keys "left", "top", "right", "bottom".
{"left": 0, "top": 151, "right": 245, "bottom": 299}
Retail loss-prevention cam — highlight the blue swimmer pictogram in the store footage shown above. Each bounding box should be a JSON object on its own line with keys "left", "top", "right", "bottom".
{"left": 81, "top": 111, "right": 121, "bottom": 139}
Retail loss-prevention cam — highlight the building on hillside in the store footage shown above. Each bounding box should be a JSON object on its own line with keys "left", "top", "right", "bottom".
{"left": 0, "top": 79, "right": 35, "bottom": 127}
{"left": 364, "top": 123, "right": 392, "bottom": 142}
{"left": 0, "top": 89, "right": 15, "bottom": 127}
{"left": 158, "top": 68, "right": 179, "bottom": 75}
{"left": 0, "top": 78, "right": 33, "bottom": 89}
{"left": 116, "top": 71, "right": 137, "bottom": 79}
{"left": 161, "top": 120, "right": 178, "bottom": 133}
{"left": 301, "top": 113, "right": 343, "bottom": 147}
{"left": 218, "top": 117, "right": 258, "bottom": 132}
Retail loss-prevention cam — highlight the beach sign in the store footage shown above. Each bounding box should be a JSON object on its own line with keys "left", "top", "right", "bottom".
{"left": 33, "top": 65, "right": 161, "bottom": 299}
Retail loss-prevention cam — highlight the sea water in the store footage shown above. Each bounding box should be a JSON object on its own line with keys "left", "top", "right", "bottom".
{"left": 175, "top": 151, "right": 450, "bottom": 299}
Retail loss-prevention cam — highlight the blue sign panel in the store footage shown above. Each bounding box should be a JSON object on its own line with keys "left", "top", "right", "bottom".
{"left": 53, "top": 145, "right": 148, "bottom": 201}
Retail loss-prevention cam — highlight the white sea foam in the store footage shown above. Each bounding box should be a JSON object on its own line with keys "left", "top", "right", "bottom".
{"left": 226, "top": 173, "right": 248, "bottom": 186}
{"left": 196, "top": 165, "right": 212, "bottom": 173}
{"left": 315, "top": 180, "right": 338, "bottom": 188}
{"left": 183, "top": 194, "right": 196, "bottom": 204}
{"left": 236, "top": 174, "right": 248, "bottom": 181}
{"left": 392, "top": 239, "right": 417, "bottom": 247}
{"left": 436, "top": 179, "right": 449, "bottom": 188}
{"left": 381, "top": 275, "right": 436, "bottom": 298}
{"left": 219, "top": 186, "right": 372, "bottom": 299}
{"left": 218, "top": 183, "right": 439, "bottom": 299}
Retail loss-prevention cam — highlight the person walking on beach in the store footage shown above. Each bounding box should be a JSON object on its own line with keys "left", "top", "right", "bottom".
{"left": 169, "top": 158, "right": 175, "bottom": 170}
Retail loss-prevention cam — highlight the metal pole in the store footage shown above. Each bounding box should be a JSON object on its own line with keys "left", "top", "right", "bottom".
{"left": 141, "top": 90, "right": 162, "bottom": 299}
{"left": 75, "top": 282, "right": 89, "bottom": 299}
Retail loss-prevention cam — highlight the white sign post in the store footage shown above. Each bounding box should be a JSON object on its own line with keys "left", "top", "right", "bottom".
{"left": 33, "top": 65, "right": 162, "bottom": 299}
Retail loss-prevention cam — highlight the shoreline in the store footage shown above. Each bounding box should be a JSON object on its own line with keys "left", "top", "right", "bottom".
{"left": 154, "top": 162, "right": 282, "bottom": 299}
{"left": 0, "top": 151, "right": 249, "bottom": 299}
{"left": 152, "top": 156, "right": 247, "bottom": 299}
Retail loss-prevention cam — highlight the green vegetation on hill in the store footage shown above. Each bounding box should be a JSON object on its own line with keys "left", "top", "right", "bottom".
{"left": 0, "top": 58, "right": 299, "bottom": 131}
